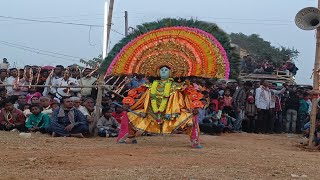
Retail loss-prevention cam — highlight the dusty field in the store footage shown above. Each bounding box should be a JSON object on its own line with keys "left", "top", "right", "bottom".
{"left": 0, "top": 131, "right": 319, "bottom": 180}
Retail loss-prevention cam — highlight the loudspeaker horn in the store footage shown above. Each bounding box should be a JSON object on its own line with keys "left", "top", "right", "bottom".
{"left": 295, "top": 7, "right": 320, "bottom": 30}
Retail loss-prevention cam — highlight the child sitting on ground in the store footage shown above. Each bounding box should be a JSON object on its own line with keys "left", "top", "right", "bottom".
{"left": 220, "top": 111, "right": 234, "bottom": 133}
{"left": 97, "top": 108, "right": 120, "bottom": 137}
{"left": 25, "top": 105, "right": 51, "bottom": 133}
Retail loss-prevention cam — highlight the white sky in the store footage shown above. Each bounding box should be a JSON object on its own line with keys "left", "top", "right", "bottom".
{"left": 0, "top": 0, "right": 317, "bottom": 84}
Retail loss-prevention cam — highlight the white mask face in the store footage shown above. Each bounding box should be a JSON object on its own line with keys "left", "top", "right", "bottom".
{"left": 159, "top": 66, "right": 170, "bottom": 80}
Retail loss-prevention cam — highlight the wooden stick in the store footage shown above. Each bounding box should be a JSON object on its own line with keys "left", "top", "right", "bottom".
{"left": 112, "top": 76, "right": 121, "bottom": 88}
{"left": 105, "top": 76, "right": 114, "bottom": 84}
{"left": 36, "top": 67, "right": 41, "bottom": 85}
{"left": 29, "top": 69, "right": 33, "bottom": 88}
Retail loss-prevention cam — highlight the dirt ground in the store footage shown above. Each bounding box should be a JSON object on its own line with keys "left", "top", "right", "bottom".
{"left": 0, "top": 131, "right": 319, "bottom": 180}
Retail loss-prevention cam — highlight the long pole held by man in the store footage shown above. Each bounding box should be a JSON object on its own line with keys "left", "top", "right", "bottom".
{"left": 295, "top": 3, "right": 320, "bottom": 146}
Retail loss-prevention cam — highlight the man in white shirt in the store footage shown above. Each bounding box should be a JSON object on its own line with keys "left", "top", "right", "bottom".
{"left": 6, "top": 68, "right": 18, "bottom": 96}
{"left": 255, "top": 79, "right": 272, "bottom": 133}
{"left": 43, "top": 65, "right": 64, "bottom": 96}
{"left": 79, "top": 68, "right": 97, "bottom": 98}
{"left": 52, "top": 69, "right": 80, "bottom": 99}
{"left": 255, "top": 79, "right": 286, "bottom": 133}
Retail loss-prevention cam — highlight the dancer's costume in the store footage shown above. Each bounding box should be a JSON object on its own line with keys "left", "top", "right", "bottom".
{"left": 105, "top": 26, "right": 230, "bottom": 148}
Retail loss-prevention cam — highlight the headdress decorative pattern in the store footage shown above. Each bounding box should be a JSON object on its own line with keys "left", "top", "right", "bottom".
{"left": 107, "top": 26, "right": 230, "bottom": 79}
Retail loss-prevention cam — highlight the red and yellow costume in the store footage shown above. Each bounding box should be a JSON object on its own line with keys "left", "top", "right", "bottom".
{"left": 106, "top": 26, "right": 230, "bottom": 148}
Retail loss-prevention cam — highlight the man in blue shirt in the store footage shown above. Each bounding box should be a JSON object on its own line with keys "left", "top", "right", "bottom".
{"left": 50, "top": 97, "right": 89, "bottom": 137}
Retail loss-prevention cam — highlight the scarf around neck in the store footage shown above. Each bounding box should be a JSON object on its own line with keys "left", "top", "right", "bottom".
{"left": 2, "top": 108, "right": 17, "bottom": 124}
{"left": 58, "top": 106, "right": 75, "bottom": 124}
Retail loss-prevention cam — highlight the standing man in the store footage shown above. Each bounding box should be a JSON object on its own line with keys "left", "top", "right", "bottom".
{"left": 255, "top": 79, "right": 272, "bottom": 133}
{"left": 232, "top": 81, "right": 253, "bottom": 132}
{"left": 0, "top": 69, "right": 8, "bottom": 93}
{"left": 6, "top": 68, "right": 18, "bottom": 96}
{"left": 80, "top": 68, "right": 97, "bottom": 98}
{"left": 43, "top": 65, "right": 64, "bottom": 96}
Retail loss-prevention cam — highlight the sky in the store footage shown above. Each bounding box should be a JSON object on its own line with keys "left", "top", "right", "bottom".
{"left": 0, "top": 0, "right": 317, "bottom": 84}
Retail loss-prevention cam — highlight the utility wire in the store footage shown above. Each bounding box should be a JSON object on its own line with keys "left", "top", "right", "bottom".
{"left": 0, "top": 42, "right": 80, "bottom": 62}
{"left": 0, "top": 15, "right": 103, "bottom": 27}
{"left": 0, "top": 41, "right": 88, "bottom": 62}
{"left": 0, "top": 15, "right": 125, "bottom": 36}
{"left": 0, "top": 40, "right": 85, "bottom": 59}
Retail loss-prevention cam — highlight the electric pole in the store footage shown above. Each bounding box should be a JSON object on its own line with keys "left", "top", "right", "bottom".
{"left": 96, "top": 0, "right": 115, "bottom": 122}
{"left": 309, "top": 0, "right": 320, "bottom": 146}
{"left": 125, "top": 11, "right": 128, "bottom": 36}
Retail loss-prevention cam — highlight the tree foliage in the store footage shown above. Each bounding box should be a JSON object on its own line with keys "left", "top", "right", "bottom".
{"left": 80, "top": 55, "right": 102, "bottom": 69}
{"left": 230, "top": 33, "right": 299, "bottom": 65}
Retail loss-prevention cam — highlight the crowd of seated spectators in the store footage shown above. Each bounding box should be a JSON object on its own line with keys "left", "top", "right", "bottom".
{"left": 0, "top": 57, "right": 317, "bottom": 149}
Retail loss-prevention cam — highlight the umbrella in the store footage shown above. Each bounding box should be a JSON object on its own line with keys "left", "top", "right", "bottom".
{"left": 42, "top": 66, "right": 54, "bottom": 70}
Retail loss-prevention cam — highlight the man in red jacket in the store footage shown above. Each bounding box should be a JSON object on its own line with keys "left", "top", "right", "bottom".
{"left": 0, "top": 99, "right": 26, "bottom": 132}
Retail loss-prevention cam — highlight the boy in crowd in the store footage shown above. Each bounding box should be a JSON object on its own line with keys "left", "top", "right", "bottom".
{"left": 112, "top": 105, "right": 125, "bottom": 124}
{"left": 39, "top": 96, "right": 53, "bottom": 118}
{"left": 297, "top": 92, "right": 309, "bottom": 133}
{"left": 25, "top": 105, "right": 51, "bottom": 133}
{"left": 97, "top": 108, "right": 120, "bottom": 137}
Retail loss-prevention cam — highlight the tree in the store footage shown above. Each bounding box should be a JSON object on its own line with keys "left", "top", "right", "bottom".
{"left": 230, "top": 33, "right": 299, "bottom": 66}
{"left": 80, "top": 55, "right": 102, "bottom": 69}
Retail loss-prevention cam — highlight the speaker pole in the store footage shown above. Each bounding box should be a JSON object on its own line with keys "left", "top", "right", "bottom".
{"left": 309, "top": 0, "right": 320, "bottom": 147}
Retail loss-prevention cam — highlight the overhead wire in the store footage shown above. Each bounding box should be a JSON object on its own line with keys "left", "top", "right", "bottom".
{"left": 0, "top": 15, "right": 126, "bottom": 36}
{"left": 0, "top": 40, "right": 85, "bottom": 59}
{"left": 0, "top": 15, "right": 103, "bottom": 27}
{"left": 0, "top": 42, "right": 80, "bottom": 62}
{"left": 88, "top": 26, "right": 97, "bottom": 46}
{"left": 0, "top": 40, "right": 87, "bottom": 62}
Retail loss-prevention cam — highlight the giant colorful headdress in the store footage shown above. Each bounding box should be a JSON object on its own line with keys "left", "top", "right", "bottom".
{"left": 106, "top": 26, "right": 230, "bottom": 79}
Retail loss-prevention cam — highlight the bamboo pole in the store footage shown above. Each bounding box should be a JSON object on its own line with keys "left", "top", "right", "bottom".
{"left": 95, "top": 0, "right": 115, "bottom": 121}
{"left": 309, "top": 23, "right": 320, "bottom": 146}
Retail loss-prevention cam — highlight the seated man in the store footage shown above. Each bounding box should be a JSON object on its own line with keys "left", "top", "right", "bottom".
{"left": 26, "top": 105, "right": 51, "bottom": 133}
{"left": 97, "top": 108, "right": 120, "bottom": 137}
{"left": 50, "top": 97, "right": 89, "bottom": 137}
{"left": 0, "top": 99, "right": 26, "bottom": 132}
{"left": 14, "top": 95, "right": 27, "bottom": 111}
{"left": 39, "top": 96, "right": 53, "bottom": 118}
{"left": 81, "top": 97, "right": 98, "bottom": 136}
